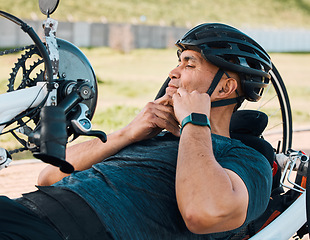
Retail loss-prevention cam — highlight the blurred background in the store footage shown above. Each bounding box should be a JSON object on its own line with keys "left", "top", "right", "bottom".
{"left": 2, "top": 0, "right": 310, "bottom": 28}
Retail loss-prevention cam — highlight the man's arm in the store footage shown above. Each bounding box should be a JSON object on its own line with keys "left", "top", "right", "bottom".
{"left": 38, "top": 129, "right": 135, "bottom": 186}
{"left": 38, "top": 94, "right": 180, "bottom": 186}
{"left": 176, "top": 125, "right": 248, "bottom": 234}
{"left": 173, "top": 88, "right": 249, "bottom": 234}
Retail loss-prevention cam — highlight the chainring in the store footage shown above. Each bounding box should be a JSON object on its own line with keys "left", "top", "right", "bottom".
{"left": 8, "top": 39, "right": 98, "bottom": 120}
{"left": 8, "top": 45, "right": 44, "bottom": 92}
{"left": 3, "top": 39, "right": 99, "bottom": 156}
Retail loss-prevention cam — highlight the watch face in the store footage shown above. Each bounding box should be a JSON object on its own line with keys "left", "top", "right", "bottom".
{"left": 191, "top": 113, "right": 208, "bottom": 123}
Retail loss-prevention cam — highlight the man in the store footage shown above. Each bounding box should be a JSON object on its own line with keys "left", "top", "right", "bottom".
{"left": 1, "top": 23, "right": 272, "bottom": 239}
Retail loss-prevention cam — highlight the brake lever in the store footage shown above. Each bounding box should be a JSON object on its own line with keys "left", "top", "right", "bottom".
{"left": 71, "top": 103, "right": 107, "bottom": 143}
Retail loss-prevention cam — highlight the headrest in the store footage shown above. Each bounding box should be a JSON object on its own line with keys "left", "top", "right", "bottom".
{"left": 230, "top": 110, "right": 268, "bottom": 137}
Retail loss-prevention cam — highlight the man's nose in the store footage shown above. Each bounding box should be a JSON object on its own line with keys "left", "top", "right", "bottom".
{"left": 169, "top": 66, "right": 180, "bottom": 79}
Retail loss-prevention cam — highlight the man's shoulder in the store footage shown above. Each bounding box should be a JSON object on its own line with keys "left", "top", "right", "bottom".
{"left": 211, "top": 134, "right": 247, "bottom": 155}
{"left": 212, "top": 133, "right": 272, "bottom": 174}
{"left": 212, "top": 134, "right": 268, "bottom": 159}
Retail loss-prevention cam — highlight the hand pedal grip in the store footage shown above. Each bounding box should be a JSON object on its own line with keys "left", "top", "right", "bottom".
{"left": 33, "top": 106, "right": 74, "bottom": 173}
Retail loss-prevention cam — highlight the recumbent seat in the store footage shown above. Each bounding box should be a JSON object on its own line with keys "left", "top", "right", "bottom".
{"left": 229, "top": 110, "right": 275, "bottom": 168}
{"left": 229, "top": 110, "right": 280, "bottom": 191}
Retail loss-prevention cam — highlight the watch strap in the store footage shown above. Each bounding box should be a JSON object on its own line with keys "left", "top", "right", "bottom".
{"left": 180, "top": 113, "right": 211, "bottom": 134}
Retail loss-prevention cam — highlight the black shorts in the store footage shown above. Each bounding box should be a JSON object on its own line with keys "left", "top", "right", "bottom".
{"left": 0, "top": 195, "right": 62, "bottom": 240}
{"left": 1, "top": 186, "right": 113, "bottom": 240}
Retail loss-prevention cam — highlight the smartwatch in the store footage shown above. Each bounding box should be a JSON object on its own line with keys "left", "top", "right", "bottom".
{"left": 180, "top": 113, "right": 211, "bottom": 134}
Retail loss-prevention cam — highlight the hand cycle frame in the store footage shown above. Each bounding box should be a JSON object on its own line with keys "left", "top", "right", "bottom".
{"left": 250, "top": 151, "right": 309, "bottom": 239}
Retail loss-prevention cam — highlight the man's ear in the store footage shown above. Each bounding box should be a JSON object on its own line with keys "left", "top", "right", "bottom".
{"left": 217, "top": 78, "right": 238, "bottom": 97}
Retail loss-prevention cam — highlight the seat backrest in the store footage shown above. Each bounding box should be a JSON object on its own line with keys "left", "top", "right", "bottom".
{"left": 229, "top": 110, "right": 275, "bottom": 167}
{"left": 230, "top": 110, "right": 281, "bottom": 190}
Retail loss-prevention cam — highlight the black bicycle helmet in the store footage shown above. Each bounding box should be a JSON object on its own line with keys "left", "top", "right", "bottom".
{"left": 175, "top": 23, "right": 272, "bottom": 105}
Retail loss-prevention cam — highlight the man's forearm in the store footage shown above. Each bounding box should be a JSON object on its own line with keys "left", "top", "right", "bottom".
{"left": 37, "top": 128, "right": 134, "bottom": 186}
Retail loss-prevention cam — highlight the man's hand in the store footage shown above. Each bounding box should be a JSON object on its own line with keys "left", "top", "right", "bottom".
{"left": 125, "top": 94, "right": 180, "bottom": 143}
{"left": 173, "top": 88, "right": 211, "bottom": 124}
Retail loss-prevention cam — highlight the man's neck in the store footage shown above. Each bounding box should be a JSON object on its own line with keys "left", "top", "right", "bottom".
{"left": 210, "top": 106, "right": 234, "bottom": 138}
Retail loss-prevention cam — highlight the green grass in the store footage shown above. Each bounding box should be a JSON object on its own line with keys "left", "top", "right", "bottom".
{"left": 2, "top": 0, "right": 310, "bottom": 28}
{"left": 270, "top": 53, "right": 310, "bottom": 125}
{"left": 93, "top": 105, "right": 141, "bottom": 133}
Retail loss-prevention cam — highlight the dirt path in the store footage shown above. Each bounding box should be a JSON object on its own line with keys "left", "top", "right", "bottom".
{"left": 0, "top": 160, "right": 46, "bottom": 198}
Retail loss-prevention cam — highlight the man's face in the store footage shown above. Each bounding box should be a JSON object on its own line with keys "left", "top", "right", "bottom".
{"left": 166, "top": 50, "right": 219, "bottom": 98}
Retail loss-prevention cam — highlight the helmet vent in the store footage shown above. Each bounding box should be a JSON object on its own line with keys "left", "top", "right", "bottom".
{"left": 208, "top": 41, "right": 232, "bottom": 49}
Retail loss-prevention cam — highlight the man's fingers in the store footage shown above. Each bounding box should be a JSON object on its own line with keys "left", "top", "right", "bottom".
{"left": 141, "top": 98, "right": 181, "bottom": 137}
{"left": 176, "top": 87, "right": 188, "bottom": 96}
{"left": 153, "top": 105, "right": 178, "bottom": 125}
{"left": 154, "top": 94, "right": 173, "bottom": 106}
{"left": 152, "top": 109, "right": 180, "bottom": 137}
{"left": 148, "top": 104, "right": 180, "bottom": 136}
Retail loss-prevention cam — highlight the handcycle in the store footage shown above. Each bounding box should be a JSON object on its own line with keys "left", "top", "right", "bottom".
{"left": 0, "top": 0, "right": 309, "bottom": 239}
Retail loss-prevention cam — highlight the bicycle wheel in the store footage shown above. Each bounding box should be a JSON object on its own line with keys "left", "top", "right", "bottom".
{"left": 0, "top": 11, "right": 53, "bottom": 132}
{"left": 239, "top": 63, "right": 292, "bottom": 154}
{"left": 0, "top": 11, "right": 52, "bottom": 85}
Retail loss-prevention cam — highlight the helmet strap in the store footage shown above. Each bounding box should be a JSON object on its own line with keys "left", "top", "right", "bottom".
{"left": 211, "top": 96, "right": 243, "bottom": 108}
{"left": 206, "top": 69, "right": 225, "bottom": 96}
{"left": 207, "top": 69, "right": 244, "bottom": 108}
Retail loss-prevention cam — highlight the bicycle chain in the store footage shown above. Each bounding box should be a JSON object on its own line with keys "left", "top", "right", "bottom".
{"left": 8, "top": 147, "right": 28, "bottom": 155}
{"left": 0, "top": 45, "right": 34, "bottom": 56}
